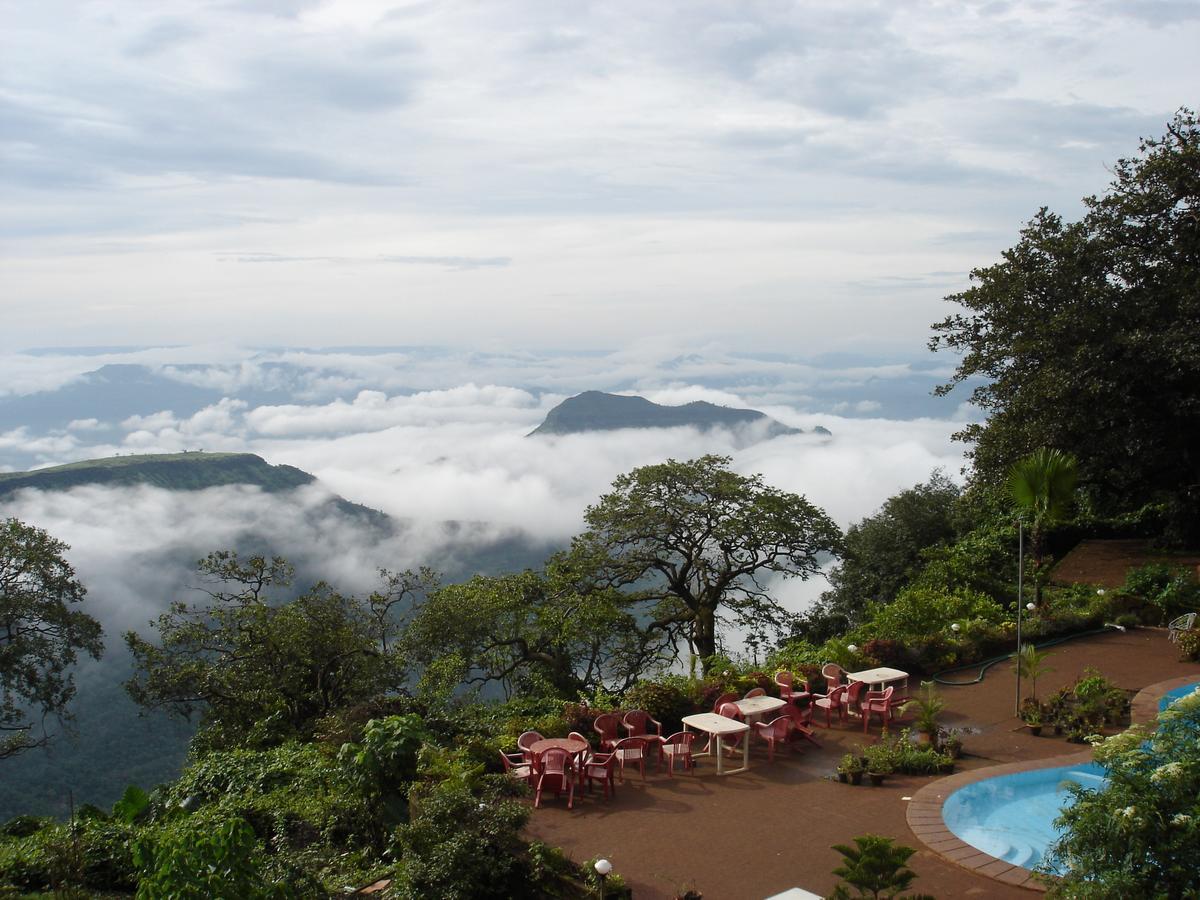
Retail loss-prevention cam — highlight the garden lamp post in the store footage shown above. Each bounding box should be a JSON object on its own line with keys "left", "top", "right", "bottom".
{"left": 1015, "top": 520, "right": 1024, "bottom": 716}
{"left": 594, "top": 858, "right": 612, "bottom": 899}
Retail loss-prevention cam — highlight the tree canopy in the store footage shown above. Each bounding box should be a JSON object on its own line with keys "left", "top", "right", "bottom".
{"left": 125, "top": 552, "right": 408, "bottom": 750}
{"left": 1, "top": 518, "right": 103, "bottom": 759}
{"left": 569, "top": 454, "right": 842, "bottom": 672}
{"left": 930, "top": 109, "right": 1200, "bottom": 542}
{"left": 802, "top": 472, "right": 961, "bottom": 640}
{"left": 402, "top": 566, "right": 652, "bottom": 699}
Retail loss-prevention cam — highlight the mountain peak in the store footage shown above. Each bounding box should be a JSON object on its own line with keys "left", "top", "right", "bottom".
{"left": 529, "top": 391, "right": 811, "bottom": 440}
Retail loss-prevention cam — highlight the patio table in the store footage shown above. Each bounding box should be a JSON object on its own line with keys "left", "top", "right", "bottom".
{"left": 846, "top": 666, "right": 909, "bottom": 693}
{"left": 734, "top": 695, "right": 786, "bottom": 725}
{"left": 529, "top": 738, "right": 590, "bottom": 768}
{"left": 682, "top": 712, "right": 751, "bottom": 775}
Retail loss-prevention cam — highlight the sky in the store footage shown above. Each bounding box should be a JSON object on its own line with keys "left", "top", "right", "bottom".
{"left": 3, "top": 0, "right": 1197, "bottom": 353}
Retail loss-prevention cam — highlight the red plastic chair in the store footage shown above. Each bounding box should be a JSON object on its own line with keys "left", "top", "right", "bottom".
{"left": 780, "top": 701, "right": 821, "bottom": 747}
{"left": 498, "top": 749, "right": 534, "bottom": 785}
{"left": 841, "top": 680, "right": 867, "bottom": 720}
{"left": 534, "top": 747, "right": 576, "bottom": 809}
{"left": 593, "top": 713, "right": 621, "bottom": 751}
{"left": 612, "top": 737, "right": 650, "bottom": 782}
{"left": 753, "top": 715, "right": 794, "bottom": 762}
{"left": 716, "top": 701, "right": 745, "bottom": 755}
{"left": 775, "top": 671, "right": 811, "bottom": 704}
{"left": 517, "top": 730, "right": 544, "bottom": 762}
{"left": 622, "top": 710, "right": 663, "bottom": 739}
{"left": 567, "top": 731, "right": 593, "bottom": 768}
{"left": 821, "top": 662, "right": 845, "bottom": 690}
{"left": 861, "top": 686, "right": 895, "bottom": 733}
{"left": 743, "top": 687, "right": 766, "bottom": 699}
{"left": 814, "top": 684, "right": 846, "bottom": 727}
{"left": 582, "top": 750, "right": 617, "bottom": 799}
{"left": 711, "top": 691, "right": 739, "bottom": 713}
{"left": 659, "top": 731, "right": 697, "bottom": 776}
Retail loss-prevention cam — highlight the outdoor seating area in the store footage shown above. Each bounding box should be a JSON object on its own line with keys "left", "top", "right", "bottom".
{"left": 505, "top": 667, "right": 915, "bottom": 809}
{"left": 523, "top": 628, "right": 1200, "bottom": 899}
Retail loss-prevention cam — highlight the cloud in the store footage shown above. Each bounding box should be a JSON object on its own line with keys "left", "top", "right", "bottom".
{"left": 225, "top": 252, "right": 511, "bottom": 270}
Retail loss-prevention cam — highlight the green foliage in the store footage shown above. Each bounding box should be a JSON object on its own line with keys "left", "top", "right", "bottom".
{"left": 1, "top": 518, "right": 104, "bottom": 759}
{"left": 125, "top": 552, "right": 403, "bottom": 750}
{"left": 391, "top": 778, "right": 532, "bottom": 900}
{"left": 132, "top": 815, "right": 288, "bottom": 899}
{"left": 621, "top": 677, "right": 696, "bottom": 735}
{"left": 862, "top": 584, "right": 1004, "bottom": 642}
{"left": 110, "top": 785, "right": 151, "bottom": 825}
{"left": 1009, "top": 448, "right": 1079, "bottom": 604}
{"left": 869, "top": 731, "right": 953, "bottom": 775}
{"left": 930, "top": 110, "right": 1200, "bottom": 544}
{"left": 1121, "top": 564, "right": 1200, "bottom": 625}
{"left": 0, "top": 817, "right": 137, "bottom": 894}
{"left": 812, "top": 472, "right": 961, "bottom": 637}
{"left": 901, "top": 684, "right": 946, "bottom": 737}
{"left": 403, "top": 568, "right": 645, "bottom": 701}
{"left": 570, "top": 454, "right": 843, "bottom": 671}
{"left": 338, "top": 715, "right": 427, "bottom": 843}
{"left": 1014, "top": 644, "right": 1054, "bottom": 702}
{"left": 1178, "top": 628, "right": 1200, "bottom": 662}
{"left": 828, "top": 834, "right": 932, "bottom": 900}
{"left": 1045, "top": 689, "right": 1200, "bottom": 896}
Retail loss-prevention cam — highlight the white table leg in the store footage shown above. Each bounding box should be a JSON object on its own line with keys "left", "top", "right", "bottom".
{"left": 742, "top": 732, "right": 749, "bottom": 770}
{"left": 715, "top": 733, "right": 724, "bottom": 774}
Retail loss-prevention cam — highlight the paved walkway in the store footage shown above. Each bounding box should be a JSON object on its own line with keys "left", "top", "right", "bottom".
{"left": 523, "top": 628, "right": 1200, "bottom": 899}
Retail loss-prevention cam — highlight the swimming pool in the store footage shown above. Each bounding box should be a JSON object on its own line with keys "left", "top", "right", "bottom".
{"left": 942, "top": 680, "right": 1200, "bottom": 871}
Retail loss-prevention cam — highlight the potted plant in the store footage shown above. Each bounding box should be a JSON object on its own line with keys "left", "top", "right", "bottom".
{"left": 1022, "top": 705, "right": 1044, "bottom": 736}
{"left": 838, "top": 753, "right": 865, "bottom": 785}
{"left": 863, "top": 742, "right": 895, "bottom": 785}
{"left": 940, "top": 729, "right": 963, "bottom": 759}
{"left": 901, "top": 683, "right": 945, "bottom": 748}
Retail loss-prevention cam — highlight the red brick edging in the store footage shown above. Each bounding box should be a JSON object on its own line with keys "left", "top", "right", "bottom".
{"left": 905, "top": 673, "right": 1200, "bottom": 893}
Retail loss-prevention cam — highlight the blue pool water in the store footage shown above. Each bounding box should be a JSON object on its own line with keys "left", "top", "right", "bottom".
{"left": 942, "top": 680, "right": 1200, "bottom": 871}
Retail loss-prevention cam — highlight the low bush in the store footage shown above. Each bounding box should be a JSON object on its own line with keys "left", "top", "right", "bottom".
{"left": 1121, "top": 564, "right": 1200, "bottom": 625}
{"left": 1178, "top": 628, "right": 1200, "bottom": 662}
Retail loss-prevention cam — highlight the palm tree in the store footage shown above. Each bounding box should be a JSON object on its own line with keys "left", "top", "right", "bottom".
{"left": 1008, "top": 447, "right": 1079, "bottom": 605}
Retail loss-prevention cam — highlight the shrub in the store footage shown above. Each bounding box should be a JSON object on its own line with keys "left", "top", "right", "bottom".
{"left": 1044, "top": 689, "right": 1200, "bottom": 896}
{"left": 133, "top": 815, "right": 287, "bottom": 900}
{"left": 860, "top": 639, "right": 911, "bottom": 670}
{"left": 391, "top": 778, "right": 531, "bottom": 899}
{"left": 1178, "top": 628, "right": 1200, "bottom": 662}
{"left": 1122, "top": 564, "right": 1200, "bottom": 625}
{"left": 621, "top": 678, "right": 696, "bottom": 734}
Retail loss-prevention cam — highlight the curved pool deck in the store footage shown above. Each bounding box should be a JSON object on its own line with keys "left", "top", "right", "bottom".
{"left": 906, "top": 673, "right": 1200, "bottom": 892}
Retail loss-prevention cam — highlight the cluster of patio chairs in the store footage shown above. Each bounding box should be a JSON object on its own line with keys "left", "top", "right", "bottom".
{"left": 810, "top": 663, "right": 911, "bottom": 733}
{"left": 500, "top": 678, "right": 827, "bottom": 809}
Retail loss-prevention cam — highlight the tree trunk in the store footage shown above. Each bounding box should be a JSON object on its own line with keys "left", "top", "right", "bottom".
{"left": 694, "top": 607, "right": 717, "bottom": 674}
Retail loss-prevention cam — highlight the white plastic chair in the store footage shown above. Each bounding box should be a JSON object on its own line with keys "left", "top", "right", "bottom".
{"left": 1168, "top": 612, "right": 1196, "bottom": 642}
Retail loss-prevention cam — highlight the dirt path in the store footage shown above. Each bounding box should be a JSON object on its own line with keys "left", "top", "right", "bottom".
{"left": 1050, "top": 539, "right": 1200, "bottom": 588}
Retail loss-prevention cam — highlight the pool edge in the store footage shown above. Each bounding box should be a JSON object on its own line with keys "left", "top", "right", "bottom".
{"left": 906, "top": 672, "right": 1200, "bottom": 893}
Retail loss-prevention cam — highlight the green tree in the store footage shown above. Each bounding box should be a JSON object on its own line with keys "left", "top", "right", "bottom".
{"left": 402, "top": 567, "right": 650, "bottom": 699}
{"left": 1, "top": 518, "right": 103, "bottom": 759}
{"left": 1045, "top": 689, "right": 1200, "bottom": 898}
{"left": 1009, "top": 447, "right": 1078, "bottom": 604}
{"left": 1013, "top": 644, "right": 1053, "bottom": 703}
{"left": 930, "top": 110, "right": 1200, "bottom": 543}
{"left": 806, "top": 472, "right": 961, "bottom": 639}
{"left": 828, "top": 834, "right": 933, "bottom": 900}
{"left": 132, "top": 816, "right": 287, "bottom": 899}
{"left": 570, "top": 455, "right": 842, "bottom": 673}
{"left": 125, "top": 551, "right": 401, "bottom": 749}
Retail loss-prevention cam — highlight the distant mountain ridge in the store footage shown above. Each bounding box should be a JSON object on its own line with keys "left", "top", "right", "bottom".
{"left": 529, "top": 390, "right": 826, "bottom": 439}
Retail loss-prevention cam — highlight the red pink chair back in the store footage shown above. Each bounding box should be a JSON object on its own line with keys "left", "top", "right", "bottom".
{"left": 593, "top": 713, "right": 620, "bottom": 750}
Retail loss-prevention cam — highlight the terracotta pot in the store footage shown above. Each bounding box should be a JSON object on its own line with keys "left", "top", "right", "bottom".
{"left": 837, "top": 771, "right": 848, "bottom": 783}
{"left": 867, "top": 772, "right": 886, "bottom": 786}
{"left": 849, "top": 771, "right": 864, "bottom": 785}
{"left": 1027, "top": 724, "right": 1043, "bottom": 737}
